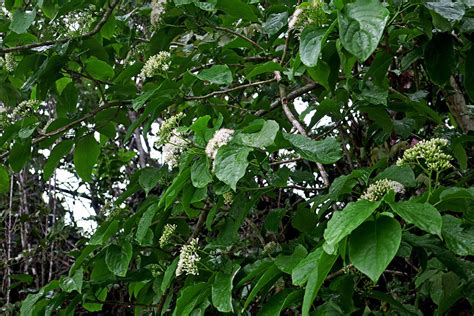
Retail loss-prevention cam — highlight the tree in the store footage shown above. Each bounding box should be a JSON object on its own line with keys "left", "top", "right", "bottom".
{"left": 0, "top": 0, "right": 473, "bottom": 314}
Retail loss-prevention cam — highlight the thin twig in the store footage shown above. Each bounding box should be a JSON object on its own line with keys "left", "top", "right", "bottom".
{"left": 214, "top": 26, "right": 265, "bottom": 51}
{"left": 184, "top": 78, "right": 276, "bottom": 100}
{"left": 1, "top": 0, "right": 120, "bottom": 53}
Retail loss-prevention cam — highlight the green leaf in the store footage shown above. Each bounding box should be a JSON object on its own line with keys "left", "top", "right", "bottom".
{"left": 161, "top": 257, "right": 179, "bottom": 292}
{"left": 60, "top": 267, "right": 83, "bottom": 293}
{"left": 214, "top": 145, "right": 253, "bottom": 191}
{"left": 73, "top": 135, "right": 100, "bottom": 182}
{"left": 43, "top": 140, "right": 73, "bottom": 181}
{"left": 243, "top": 264, "right": 281, "bottom": 311}
{"left": 246, "top": 61, "right": 283, "bottom": 80}
{"left": 216, "top": 0, "right": 258, "bottom": 22}
{"left": 323, "top": 200, "right": 381, "bottom": 254}
{"left": 191, "top": 155, "right": 213, "bottom": 188}
{"left": 283, "top": 133, "right": 342, "bottom": 164}
{"left": 299, "top": 25, "right": 325, "bottom": 67}
{"left": 424, "top": 34, "right": 455, "bottom": 85}
{"left": 0, "top": 164, "right": 9, "bottom": 193}
{"left": 138, "top": 167, "right": 161, "bottom": 195}
{"left": 302, "top": 250, "right": 337, "bottom": 316}
{"left": 338, "top": 0, "right": 389, "bottom": 61}
{"left": 442, "top": 215, "right": 474, "bottom": 256}
{"left": 173, "top": 283, "right": 210, "bottom": 316}
{"left": 258, "top": 290, "right": 303, "bottom": 316}
{"left": 212, "top": 265, "right": 240, "bottom": 313}
{"left": 389, "top": 201, "right": 442, "bottom": 237}
{"left": 238, "top": 120, "right": 279, "bottom": 148}
{"left": 105, "top": 241, "right": 133, "bottom": 277}
{"left": 349, "top": 216, "right": 401, "bottom": 282}
{"left": 263, "top": 12, "right": 288, "bottom": 36}
{"left": 85, "top": 58, "right": 115, "bottom": 81}
{"left": 292, "top": 247, "right": 324, "bottom": 286}
{"left": 425, "top": 2, "right": 465, "bottom": 22}
{"left": 9, "top": 140, "right": 31, "bottom": 172}
{"left": 136, "top": 204, "right": 159, "bottom": 244}
{"left": 10, "top": 9, "right": 36, "bottom": 34}
{"left": 89, "top": 219, "right": 119, "bottom": 246}
{"left": 374, "top": 165, "right": 416, "bottom": 187}
{"left": 275, "top": 244, "right": 308, "bottom": 274}
{"left": 196, "top": 65, "right": 233, "bottom": 85}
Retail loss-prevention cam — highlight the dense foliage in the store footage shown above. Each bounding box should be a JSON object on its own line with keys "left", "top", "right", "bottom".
{"left": 1, "top": 0, "right": 474, "bottom": 315}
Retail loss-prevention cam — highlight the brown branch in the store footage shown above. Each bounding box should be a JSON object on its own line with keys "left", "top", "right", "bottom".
{"left": 446, "top": 76, "right": 474, "bottom": 133}
{"left": 184, "top": 78, "right": 276, "bottom": 100}
{"left": 0, "top": 0, "right": 120, "bottom": 53}
{"left": 214, "top": 26, "right": 265, "bottom": 51}
{"left": 269, "top": 157, "right": 303, "bottom": 166}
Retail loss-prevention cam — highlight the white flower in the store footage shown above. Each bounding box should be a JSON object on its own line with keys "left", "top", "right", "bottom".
{"left": 157, "top": 113, "right": 185, "bottom": 145}
{"left": 176, "top": 238, "right": 200, "bottom": 276}
{"left": 159, "top": 224, "right": 176, "bottom": 248}
{"left": 360, "top": 179, "right": 405, "bottom": 201}
{"left": 397, "top": 138, "right": 452, "bottom": 172}
{"left": 205, "top": 128, "right": 234, "bottom": 160}
{"left": 151, "top": 0, "right": 167, "bottom": 26}
{"left": 4, "top": 53, "right": 16, "bottom": 72}
{"left": 162, "top": 129, "right": 187, "bottom": 169}
{"left": 140, "top": 51, "right": 171, "bottom": 79}
{"left": 13, "top": 100, "right": 38, "bottom": 117}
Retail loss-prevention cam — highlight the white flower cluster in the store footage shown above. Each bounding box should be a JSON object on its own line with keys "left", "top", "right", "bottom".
{"left": 176, "top": 238, "right": 200, "bottom": 276}
{"left": 139, "top": 51, "right": 171, "bottom": 79}
{"left": 223, "top": 191, "right": 233, "bottom": 206}
{"left": 14, "top": 100, "right": 38, "bottom": 117}
{"left": 289, "top": 0, "right": 328, "bottom": 33}
{"left": 162, "top": 129, "right": 187, "bottom": 169}
{"left": 159, "top": 223, "right": 176, "bottom": 248}
{"left": 151, "top": 0, "right": 167, "bottom": 26}
{"left": 3, "top": 53, "right": 16, "bottom": 72}
{"left": 397, "top": 138, "right": 453, "bottom": 172}
{"left": 360, "top": 179, "right": 405, "bottom": 201}
{"left": 205, "top": 128, "right": 234, "bottom": 160}
{"left": 157, "top": 113, "right": 185, "bottom": 145}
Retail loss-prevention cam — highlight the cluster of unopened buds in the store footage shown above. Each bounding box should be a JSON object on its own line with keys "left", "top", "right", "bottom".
{"left": 397, "top": 138, "right": 453, "bottom": 172}
{"left": 176, "top": 238, "right": 200, "bottom": 276}
{"left": 360, "top": 179, "right": 405, "bottom": 201}
{"left": 151, "top": 0, "right": 167, "bottom": 26}
{"left": 205, "top": 128, "right": 234, "bottom": 160}
{"left": 140, "top": 51, "right": 171, "bottom": 79}
{"left": 159, "top": 223, "right": 177, "bottom": 248}
{"left": 1, "top": 53, "right": 16, "bottom": 72}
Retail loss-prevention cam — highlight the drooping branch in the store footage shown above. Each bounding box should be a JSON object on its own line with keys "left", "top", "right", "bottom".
{"left": 184, "top": 78, "right": 276, "bottom": 100}
{"left": 0, "top": 0, "right": 121, "bottom": 54}
{"left": 213, "top": 26, "right": 265, "bottom": 51}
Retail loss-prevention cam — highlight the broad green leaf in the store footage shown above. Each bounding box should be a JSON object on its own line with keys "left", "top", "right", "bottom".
{"left": 0, "top": 164, "right": 9, "bottom": 193}
{"left": 442, "top": 215, "right": 474, "bottom": 256}
{"left": 374, "top": 165, "right": 416, "bottom": 187}
{"left": 60, "top": 268, "right": 83, "bottom": 293}
{"left": 161, "top": 257, "right": 179, "bottom": 292}
{"left": 212, "top": 265, "right": 240, "bottom": 313}
{"left": 216, "top": 0, "right": 258, "bottom": 22}
{"left": 246, "top": 61, "right": 283, "bottom": 80}
{"left": 263, "top": 12, "right": 288, "bottom": 36}
{"left": 425, "top": 2, "right": 465, "bottom": 22}
{"left": 323, "top": 200, "right": 381, "bottom": 254}
{"left": 338, "top": 0, "right": 389, "bottom": 61}
{"left": 300, "top": 25, "right": 325, "bottom": 67}
{"left": 85, "top": 58, "right": 115, "bottom": 81}
{"left": 20, "top": 280, "right": 59, "bottom": 316}
{"left": 73, "top": 135, "right": 100, "bottom": 182}
{"left": 283, "top": 133, "right": 342, "bottom": 164}
{"left": 424, "top": 34, "right": 455, "bottom": 85}
{"left": 138, "top": 167, "right": 161, "bottom": 195}
{"left": 43, "top": 140, "right": 73, "bottom": 181}
{"left": 89, "top": 220, "right": 119, "bottom": 246}
{"left": 349, "top": 216, "right": 401, "bottom": 282}
{"left": 9, "top": 140, "right": 31, "bottom": 172}
{"left": 131, "top": 86, "right": 160, "bottom": 111}
{"left": 196, "top": 65, "right": 233, "bottom": 85}
{"left": 191, "top": 155, "right": 213, "bottom": 188}
{"left": 258, "top": 290, "right": 303, "bottom": 316}
{"left": 238, "top": 120, "right": 279, "bottom": 148}
{"left": 105, "top": 241, "right": 133, "bottom": 277}
{"left": 214, "top": 145, "right": 252, "bottom": 191}
{"left": 302, "top": 250, "right": 337, "bottom": 316}
{"left": 292, "top": 247, "right": 324, "bottom": 286}
{"left": 389, "top": 201, "right": 442, "bottom": 237}
{"left": 136, "top": 204, "right": 159, "bottom": 244}
{"left": 173, "top": 283, "right": 210, "bottom": 316}
{"left": 10, "top": 9, "right": 36, "bottom": 34}
{"left": 275, "top": 244, "right": 308, "bottom": 274}
{"left": 243, "top": 264, "right": 281, "bottom": 311}
{"left": 83, "top": 288, "right": 108, "bottom": 312}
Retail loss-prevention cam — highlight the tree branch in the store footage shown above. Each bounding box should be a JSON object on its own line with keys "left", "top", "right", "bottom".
{"left": 213, "top": 26, "right": 265, "bottom": 51}
{"left": 0, "top": 0, "right": 120, "bottom": 54}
